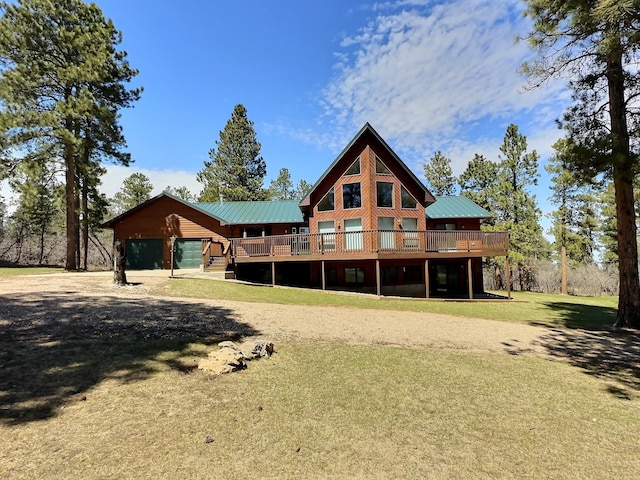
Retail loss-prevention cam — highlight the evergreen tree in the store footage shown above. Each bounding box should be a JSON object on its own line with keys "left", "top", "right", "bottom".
{"left": 546, "top": 139, "right": 599, "bottom": 293}
{"left": 268, "top": 168, "right": 295, "bottom": 200}
{"left": 294, "top": 179, "right": 313, "bottom": 201}
{"left": 492, "top": 124, "right": 544, "bottom": 291}
{"left": 164, "top": 186, "right": 196, "bottom": 202}
{"left": 522, "top": 0, "right": 640, "bottom": 327}
{"left": 197, "top": 104, "right": 267, "bottom": 202}
{"left": 112, "top": 173, "right": 153, "bottom": 214}
{"left": 8, "top": 160, "right": 60, "bottom": 264}
{"left": 0, "top": 0, "right": 141, "bottom": 270}
{"left": 423, "top": 151, "right": 457, "bottom": 196}
{"left": 458, "top": 154, "right": 499, "bottom": 225}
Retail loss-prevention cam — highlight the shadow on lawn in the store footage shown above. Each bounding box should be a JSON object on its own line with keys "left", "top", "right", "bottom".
{"left": 538, "top": 301, "right": 618, "bottom": 330}
{"left": 0, "top": 291, "right": 259, "bottom": 425}
{"left": 535, "top": 326, "right": 640, "bottom": 399}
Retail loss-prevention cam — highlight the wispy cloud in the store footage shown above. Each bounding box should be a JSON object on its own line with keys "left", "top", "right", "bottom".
{"left": 314, "top": 0, "right": 567, "bottom": 164}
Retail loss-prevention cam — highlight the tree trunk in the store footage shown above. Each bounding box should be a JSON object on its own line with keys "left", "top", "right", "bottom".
{"left": 607, "top": 51, "right": 640, "bottom": 328}
{"left": 560, "top": 244, "right": 568, "bottom": 295}
{"left": 113, "top": 239, "right": 127, "bottom": 285}
{"left": 82, "top": 178, "right": 89, "bottom": 270}
{"left": 64, "top": 136, "right": 78, "bottom": 271}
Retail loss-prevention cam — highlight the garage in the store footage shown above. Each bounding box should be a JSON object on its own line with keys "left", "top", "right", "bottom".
{"left": 173, "top": 238, "right": 202, "bottom": 269}
{"left": 125, "top": 238, "right": 163, "bottom": 270}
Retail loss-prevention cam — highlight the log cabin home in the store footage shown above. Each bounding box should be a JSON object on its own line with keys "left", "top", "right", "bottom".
{"left": 103, "top": 123, "right": 510, "bottom": 299}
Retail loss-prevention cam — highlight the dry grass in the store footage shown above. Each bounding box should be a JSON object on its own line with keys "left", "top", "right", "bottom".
{"left": 2, "top": 342, "right": 639, "bottom": 479}
{"left": 164, "top": 278, "right": 619, "bottom": 330}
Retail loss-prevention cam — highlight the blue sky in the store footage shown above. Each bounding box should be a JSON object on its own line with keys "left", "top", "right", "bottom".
{"left": 5, "top": 0, "right": 570, "bottom": 225}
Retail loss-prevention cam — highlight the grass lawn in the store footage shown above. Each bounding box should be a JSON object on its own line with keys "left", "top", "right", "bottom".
{"left": 2, "top": 342, "right": 639, "bottom": 479}
{"left": 0, "top": 265, "right": 64, "bottom": 277}
{"left": 163, "top": 278, "right": 619, "bottom": 330}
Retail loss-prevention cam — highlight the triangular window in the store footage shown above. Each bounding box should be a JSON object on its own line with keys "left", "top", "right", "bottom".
{"left": 375, "top": 155, "right": 392, "bottom": 175}
{"left": 317, "top": 187, "right": 335, "bottom": 211}
{"left": 345, "top": 157, "right": 360, "bottom": 176}
{"left": 401, "top": 186, "right": 417, "bottom": 209}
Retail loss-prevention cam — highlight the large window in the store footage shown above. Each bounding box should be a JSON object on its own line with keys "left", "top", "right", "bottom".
{"left": 342, "top": 182, "right": 362, "bottom": 209}
{"left": 401, "top": 186, "right": 417, "bottom": 209}
{"left": 402, "top": 218, "right": 419, "bottom": 248}
{"left": 318, "top": 187, "right": 335, "bottom": 211}
{"left": 377, "top": 182, "right": 394, "bottom": 208}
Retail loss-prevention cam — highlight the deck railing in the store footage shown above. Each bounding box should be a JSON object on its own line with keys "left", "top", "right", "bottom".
{"left": 231, "top": 230, "right": 509, "bottom": 259}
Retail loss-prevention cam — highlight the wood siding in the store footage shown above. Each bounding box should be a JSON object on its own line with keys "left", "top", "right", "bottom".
{"left": 112, "top": 196, "right": 233, "bottom": 269}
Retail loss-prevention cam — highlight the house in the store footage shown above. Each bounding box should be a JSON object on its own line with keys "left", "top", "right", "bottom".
{"left": 102, "top": 123, "right": 510, "bottom": 299}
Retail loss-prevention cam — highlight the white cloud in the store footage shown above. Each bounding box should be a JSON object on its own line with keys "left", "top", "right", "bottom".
{"left": 316, "top": 0, "right": 568, "bottom": 161}
{"left": 100, "top": 165, "right": 202, "bottom": 199}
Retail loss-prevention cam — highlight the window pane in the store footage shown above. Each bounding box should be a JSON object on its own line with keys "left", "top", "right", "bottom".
{"left": 342, "top": 182, "right": 361, "bottom": 209}
{"left": 345, "top": 267, "right": 365, "bottom": 284}
{"left": 402, "top": 218, "right": 418, "bottom": 230}
{"left": 318, "top": 187, "right": 334, "bottom": 211}
{"left": 381, "top": 266, "right": 398, "bottom": 283}
{"left": 345, "top": 158, "right": 360, "bottom": 175}
{"left": 401, "top": 186, "right": 417, "bottom": 208}
{"left": 377, "top": 182, "right": 393, "bottom": 207}
{"left": 376, "top": 156, "right": 391, "bottom": 174}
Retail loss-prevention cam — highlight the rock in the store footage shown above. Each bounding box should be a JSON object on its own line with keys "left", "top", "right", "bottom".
{"left": 198, "top": 347, "right": 246, "bottom": 375}
{"left": 198, "top": 340, "right": 275, "bottom": 375}
{"left": 240, "top": 340, "right": 274, "bottom": 359}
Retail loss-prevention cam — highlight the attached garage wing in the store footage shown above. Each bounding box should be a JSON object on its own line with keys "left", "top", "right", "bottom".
{"left": 173, "top": 239, "right": 202, "bottom": 269}
{"left": 125, "top": 239, "right": 163, "bottom": 270}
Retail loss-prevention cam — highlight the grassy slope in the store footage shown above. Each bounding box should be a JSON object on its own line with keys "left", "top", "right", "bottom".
{"left": 163, "top": 278, "right": 619, "bottom": 330}
{"left": 2, "top": 343, "right": 638, "bottom": 479}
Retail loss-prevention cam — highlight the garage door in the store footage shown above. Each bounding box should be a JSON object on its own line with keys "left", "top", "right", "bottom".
{"left": 125, "top": 238, "right": 163, "bottom": 270}
{"left": 173, "top": 239, "right": 202, "bottom": 269}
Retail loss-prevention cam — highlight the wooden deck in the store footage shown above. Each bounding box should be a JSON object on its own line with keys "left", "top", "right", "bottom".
{"left": 231, "top": 230, "right": 509, "bottom": 263}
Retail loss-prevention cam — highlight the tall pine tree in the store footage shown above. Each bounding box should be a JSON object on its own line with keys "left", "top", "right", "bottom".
{"left": 522, "top": 0, "right": 640, "bottom": 327}
{"left": 198, "top": 104, "right": 267, "bottom": 202}
{"left": 0, "top": 0, "right": 141, "bottom": 270}
{"left": 423, "top": 151, "right": 457, "bottom": 196}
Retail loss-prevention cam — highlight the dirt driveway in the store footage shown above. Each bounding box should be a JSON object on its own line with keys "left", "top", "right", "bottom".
{"left": 1, "top": 270, "right": 552, "bottom": 356}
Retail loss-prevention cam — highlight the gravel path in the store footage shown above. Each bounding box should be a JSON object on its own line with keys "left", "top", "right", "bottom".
{"left": 0, "top": 270, "right": 552, "bottom": 357}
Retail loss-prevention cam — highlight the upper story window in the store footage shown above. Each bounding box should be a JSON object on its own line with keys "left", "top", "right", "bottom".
{"left": 377, "top": 182, "right": 393, "bottom": 208}
{"left": 344, "top": 157, "right": 360, "bottom": 176}
{"left": 318, "top": 187, "right": 335, "bottom": 211}
{"left": 401, "top": 186, "right": 417, "bottom": 209}
{"left": 375, "top": 156, "right": 392, "bottom": 175}
{"left": 435, "top": 222, "right": 456, "bottom": 230}
{"left": 342, "top": 182, "right": 362, "bottom": 209}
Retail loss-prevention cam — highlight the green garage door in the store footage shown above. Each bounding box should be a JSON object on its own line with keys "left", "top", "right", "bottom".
{"left": 126, "top": 238, "right": 163, "bottom": 270}
{"left": 173, "top": 239, "right": 202, "bottom": 269}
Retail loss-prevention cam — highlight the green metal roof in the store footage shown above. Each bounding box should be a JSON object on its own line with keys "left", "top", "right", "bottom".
{"left": 426, "top": 196, "right": 492, "bottom": 219}
{"left": 195, "top": 200, "right": 304, "bottom": 225}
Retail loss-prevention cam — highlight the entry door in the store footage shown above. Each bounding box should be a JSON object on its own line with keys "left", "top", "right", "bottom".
{"left": 344, "top": 218, "right": 363, "bottom": 250}
{"left": 318, "top": 220, "right": 336, "bottom": 252}
{"left": 378, "top": 217, "right": 395, "bottom": 249}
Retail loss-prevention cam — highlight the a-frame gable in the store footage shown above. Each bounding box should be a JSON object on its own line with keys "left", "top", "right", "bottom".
{"left": 300, "top": 123, "right": 435, "bottom": 211}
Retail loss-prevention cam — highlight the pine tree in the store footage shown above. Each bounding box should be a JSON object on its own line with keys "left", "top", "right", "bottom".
{"left": 458, "top": 154, "right": 499, "bottom": 226}
{"left": 268, "top": 168, "right": 295, "bottom": 200}
{"left": 423, "top": 151, "right": 457, "bottom": 196}
{"left": 164, "top": 186, "right": 196, "bottom": 202}
{"left": 546, "top": 139, "right": 599, "bottom": 293}
{"left": 197, "top": 104, "right": 267, "bottom": 202}
{"left": 294, "top": 179, "right": 313, "bottom": 201}
{"left": 111, "top": 173, "right": 153, "bottom": 214}
{"left": 492, "top": 124, "right": 544, "bottom": 291}
{"left": 0, "top": 0, "right": 141, "bottom": 270}
{"left": 522, "top": 0, "right": 640, "bottom": 327}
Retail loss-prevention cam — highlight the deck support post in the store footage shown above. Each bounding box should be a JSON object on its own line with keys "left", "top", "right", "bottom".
{"left": 467, "top": 258, "right": 473, "bottom": 299}
{"left": 271, "top": 262, "right": 276, "bottom": 287}
{"left": 375, "top": 260, "right": 381, "bottom": 296}
{"left": 505, "top": 256, "right": 511, "bottom": 300}
{"left": 424, "top": 259, "right": 430, "bottom": 298}
{"left": 321, "top": 260, "right": 326, "bottom": 291}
